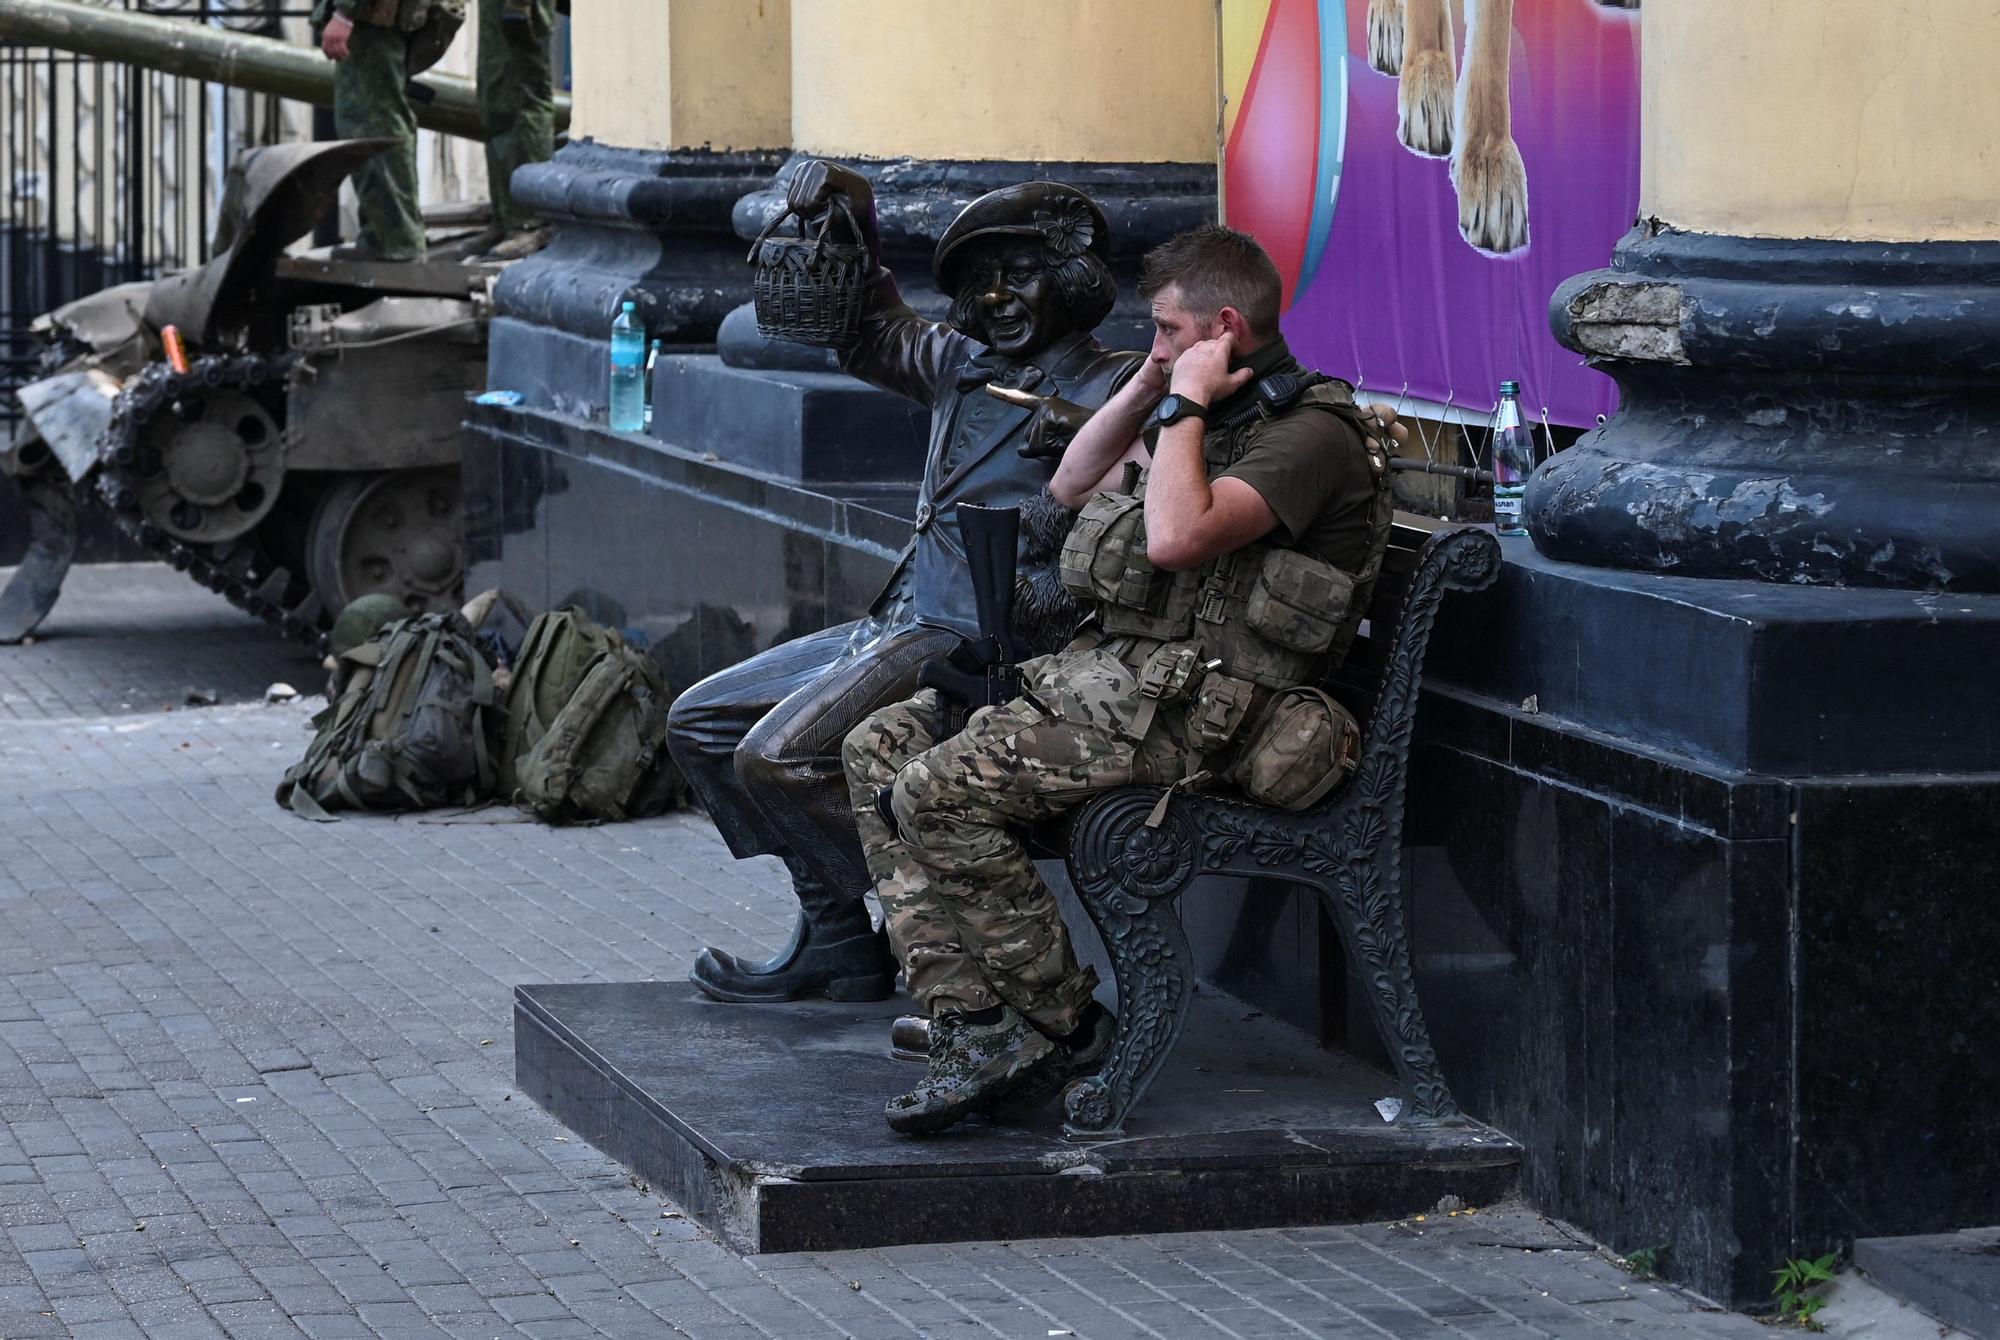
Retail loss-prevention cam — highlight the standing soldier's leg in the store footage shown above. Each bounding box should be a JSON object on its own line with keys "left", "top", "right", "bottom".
{"left": 335, "top": 22, "right": 424, "bottom": 260}
{"left": 478, "top": 0, "right": 557, "bottom": 248}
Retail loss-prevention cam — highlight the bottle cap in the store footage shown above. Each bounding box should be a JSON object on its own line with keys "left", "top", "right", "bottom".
{"left": 621, "top": 300, "right": 636, "bottom": 313}
{"left": 1499, "top": 379, "right": 1521, "bottom": 395}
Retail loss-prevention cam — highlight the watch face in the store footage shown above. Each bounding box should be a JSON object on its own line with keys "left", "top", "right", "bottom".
{"left": 1155, "top": 395, "right": 1188, "bottom": 425}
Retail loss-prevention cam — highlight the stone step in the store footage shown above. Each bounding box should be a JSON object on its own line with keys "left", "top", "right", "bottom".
{"left": 514, "top": 981, "right": 1520, "bottom": 1255}
{"left": 1853, "top": 1229, "right": 2000, "bottom": 1340}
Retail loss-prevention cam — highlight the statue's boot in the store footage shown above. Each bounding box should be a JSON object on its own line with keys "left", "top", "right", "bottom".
{"left": 691, "top": 875, "right": 894, "bottom": 1003}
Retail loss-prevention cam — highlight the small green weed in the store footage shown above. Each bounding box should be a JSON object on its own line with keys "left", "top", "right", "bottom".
{"left": 1771, "top": 1253, "right": 1837, "bottom": 1330}
{"left": 1620, "top": 1243, "right": 1669, "bottom": 1281}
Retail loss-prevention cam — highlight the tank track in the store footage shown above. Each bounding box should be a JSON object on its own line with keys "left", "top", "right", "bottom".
{"left": 94, "top": 353, "right": 330, "bottom": 651}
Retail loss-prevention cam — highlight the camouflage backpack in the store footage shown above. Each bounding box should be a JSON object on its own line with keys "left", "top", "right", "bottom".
{"left": 277, "top": 611, "right": 497, "bottom": 818}
{"left": 501, "top": 607, "right": 682, "bottom": 824}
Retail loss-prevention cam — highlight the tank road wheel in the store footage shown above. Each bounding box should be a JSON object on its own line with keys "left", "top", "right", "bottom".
{"left": 131, "top": 389, "right": 286, "bottom": 544}
{"left": 306, "top": 468, "right": 465, "bottom": 616}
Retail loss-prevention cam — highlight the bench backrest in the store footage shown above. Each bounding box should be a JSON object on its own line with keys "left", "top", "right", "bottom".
{"left": 1324, "top": 518, "right": 1433, "bottom": 728}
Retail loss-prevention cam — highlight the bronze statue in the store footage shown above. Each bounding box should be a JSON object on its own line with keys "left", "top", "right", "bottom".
{"left": 665, "top": 161, "right": 1144, "bottom": 1003}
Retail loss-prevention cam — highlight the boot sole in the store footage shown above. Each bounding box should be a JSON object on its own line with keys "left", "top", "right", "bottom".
{"left": 886, "top": 1041, "right": 1060, "bottom": 1136}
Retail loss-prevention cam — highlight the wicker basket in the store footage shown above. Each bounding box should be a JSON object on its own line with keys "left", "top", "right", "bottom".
{"left": 746, "top": 197, "right": 870, "bottom": 349}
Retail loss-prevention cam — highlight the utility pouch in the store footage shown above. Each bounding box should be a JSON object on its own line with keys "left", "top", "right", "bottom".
{"left": 1227, "top": 686, "right": 1361, "bottom": 811}
{"left": 1060, "top": 489, "right": 1156, "bottom": 607}
{"left": 1126, "top": 640, "right": 1204, "bottom": 743}
{"left": 1185, "top": 671, "right": 1257, "bottom": 752}
{"left": 1137, "top": 641, "right": 1204, "bottom": 704}
{"left": 1244, "top": 548, "right": 1353, "bottom": 654}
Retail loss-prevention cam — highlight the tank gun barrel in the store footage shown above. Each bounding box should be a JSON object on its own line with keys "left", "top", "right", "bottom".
{"left": 0, "top": 0, "right": 571, "bottom": 142}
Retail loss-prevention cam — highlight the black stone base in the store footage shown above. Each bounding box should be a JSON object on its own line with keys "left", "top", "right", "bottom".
{"left": 1852, "top": 1229, "right": 2000, "bottom": 1338}
{"left": 1396, "top": 548, "right": 2000, "bottom": 1307}
{"left": 464, "top": 388, "right": 1999, "bottom": 1306}
{"left": 514, "top": 982, "right": 1520, "bottom": 1255}
{"left": 461, "top": 399, "right": 910, "bottom": 695}
{"left": 649, "top": 354, "right": 926, "bottom": 483}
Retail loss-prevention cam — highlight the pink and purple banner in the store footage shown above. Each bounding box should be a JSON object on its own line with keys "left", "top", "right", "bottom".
{"left": 1222, "top": 0, "right": 1641, "bottom": 427}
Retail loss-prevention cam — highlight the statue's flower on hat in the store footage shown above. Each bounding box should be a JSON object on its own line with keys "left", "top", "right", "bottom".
{"left": 1035, "top": 200, "right": 1096, "bottom": 259}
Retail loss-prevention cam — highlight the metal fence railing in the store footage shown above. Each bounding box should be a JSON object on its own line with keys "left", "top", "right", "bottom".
{"left": 1, "top": 1, "right": 314, "bottom": 432}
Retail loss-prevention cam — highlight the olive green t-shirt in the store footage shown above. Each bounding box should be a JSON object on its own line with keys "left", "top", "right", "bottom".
{"left": 1214, "top": 404, "right": 1377, "bottom": 574}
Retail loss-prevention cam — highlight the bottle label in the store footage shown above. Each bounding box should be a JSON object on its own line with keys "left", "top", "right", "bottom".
{"left": 1493, "top": 487, "right": 1526, "bottom": 535}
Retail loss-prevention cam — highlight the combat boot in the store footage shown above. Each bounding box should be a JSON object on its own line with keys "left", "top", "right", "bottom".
{"left": 885, "top": 1005, "right": 1058, "bottom": 1135}
{"left": 690, "top": 868, "right": 895, "bottom": 1003}
{"left": 992, "top": 1001, "right": 1116, "bottom": 1120}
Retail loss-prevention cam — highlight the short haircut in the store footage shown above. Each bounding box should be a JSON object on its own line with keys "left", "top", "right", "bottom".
{"left": 947, "top": 241, "right": 1116, "bottom": 337}
{"left": 1138, "top": 224, "right": 1283, "bottom": 338}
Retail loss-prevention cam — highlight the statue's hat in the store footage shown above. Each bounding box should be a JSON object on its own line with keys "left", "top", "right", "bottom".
{"left": 932, "top": 182, "right": 1111, "bottom": 293}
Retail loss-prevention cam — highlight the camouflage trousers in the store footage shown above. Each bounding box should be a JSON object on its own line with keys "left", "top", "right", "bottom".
{"left": 842, "top": 639, "right": 1186, "bottom": 1035}
{"left": 477, "top": 0, "right": 557, "bottom": 233}
{"left": 334, "top": 21, "right": 424, "bottom": 260}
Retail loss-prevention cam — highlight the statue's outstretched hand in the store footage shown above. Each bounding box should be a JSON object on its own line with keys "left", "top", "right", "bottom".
{"left": 987, "top": 386, "right": 1092, "bottom": 460}
{"left": 784, "top": 160, "right": 880, "bottom": 264}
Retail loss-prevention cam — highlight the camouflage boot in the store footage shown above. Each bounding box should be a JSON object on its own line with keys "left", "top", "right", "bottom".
{"left": 884, "top": 1006, "right": 1058, "bottom": 1135}
{"left": 992, "top": 1001, "right": 1116, "bottom": 1120}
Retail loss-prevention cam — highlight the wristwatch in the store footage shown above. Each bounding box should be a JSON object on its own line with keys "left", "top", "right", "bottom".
{"left": 1150, "top": 394, "right": 1208, "bottom": 429}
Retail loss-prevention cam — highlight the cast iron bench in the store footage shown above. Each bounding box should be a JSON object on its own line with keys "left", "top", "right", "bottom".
{"left": 1053, "top": 522, "right": 1502, "bottom": 1139}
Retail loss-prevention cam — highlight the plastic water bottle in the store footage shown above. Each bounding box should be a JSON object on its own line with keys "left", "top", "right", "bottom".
{"left": 609, "top": 301, "right": 645, "bottom": 432}
{"left": 1491, "top": 379, "right": 1533, "bottom": 537}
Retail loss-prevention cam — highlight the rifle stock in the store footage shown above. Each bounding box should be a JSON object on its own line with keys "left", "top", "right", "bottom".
{"left": 916, "top": 503, "right": 1024, "bottom": 717}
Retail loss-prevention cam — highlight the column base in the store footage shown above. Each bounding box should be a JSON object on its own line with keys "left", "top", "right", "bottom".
{"left": 1529, "top": 227, "right": 2000, "bottom": 591}
{"left": 488, "top": 140, "right": 786, "bottom": 414}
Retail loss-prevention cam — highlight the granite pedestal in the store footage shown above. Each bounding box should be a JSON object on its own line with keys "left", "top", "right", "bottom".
{"left": 514, "top": 982, "right": 1521, "bottom": 1254}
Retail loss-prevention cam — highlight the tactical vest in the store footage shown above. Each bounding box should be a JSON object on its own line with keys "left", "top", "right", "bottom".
{"left": 1059, "top": 379, "right": 1394, "bottom": 692}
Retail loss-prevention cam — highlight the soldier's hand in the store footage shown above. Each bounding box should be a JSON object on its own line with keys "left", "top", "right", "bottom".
{"left": 1170, "top": 331, "right": 1254, "bottom": 406}
{"left": 1130, "top": 356, "right": 1170, "bottom": 404}
{"left": 321, "top": 12, "right": 354, "bottom": 60}
{"left": 1366, "top": 401, "right": 1410, "bottom": 449}
{"left": 989, "top": 386, "right": 1093, "bottom": 460}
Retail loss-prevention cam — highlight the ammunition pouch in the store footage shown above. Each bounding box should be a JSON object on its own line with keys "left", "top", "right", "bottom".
{"left": 1243, "top": 548, "right": 1353, "bottom": 655}
{"left": 1186, "top": 671, "right": 1258, "bottom": 753}
{"left": 1064, "top": 492, "right": 1171, "bottom": 623}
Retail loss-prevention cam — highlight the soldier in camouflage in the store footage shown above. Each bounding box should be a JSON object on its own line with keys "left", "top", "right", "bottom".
{"left": 475, "top": 0, "right": 561, "bottom": 260}
{"left": 844, "top": 224, "right": 1404, "bottom": 1134}
{"left": 313, "top": 0, "right": 465, "bottom": 261}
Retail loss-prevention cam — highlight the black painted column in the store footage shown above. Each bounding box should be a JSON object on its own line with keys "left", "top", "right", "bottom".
{"left": 483, "top": 140, "right": 785, "bottom": 414}
{"left": 1528, "top": 226, "right": 2000, "bottom": 590}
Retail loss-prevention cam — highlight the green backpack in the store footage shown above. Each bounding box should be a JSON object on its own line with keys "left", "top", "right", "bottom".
{"left": 501, "top": 607, "right": 682, "bottom": 824}
{"left": 277, "top": 611, "right": 498, "bottom": 818}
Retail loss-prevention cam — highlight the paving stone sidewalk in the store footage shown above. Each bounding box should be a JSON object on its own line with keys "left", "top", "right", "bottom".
{"left": 0, "top": 566, "right": 1768, "bottom": 1339}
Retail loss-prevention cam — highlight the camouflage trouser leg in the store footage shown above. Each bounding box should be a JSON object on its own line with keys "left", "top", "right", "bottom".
{"left": 334, "top": 22, "right": 424, "bottom": 260}
{"left": 883, "top": 646, "right": 1186, "bottom": 1036}
{"left": 843, "top": 689, "right": 994, "bottom": 1017}
{"left": 477, "top": 0, "right": 557, "bottom": 233}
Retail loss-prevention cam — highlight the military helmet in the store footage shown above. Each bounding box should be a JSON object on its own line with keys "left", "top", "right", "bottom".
{"left": 931, "top": 182, "right": 1112, "bottom": 296}
{"left": 328, "top": 593, "right": 408, "bottom": 658}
